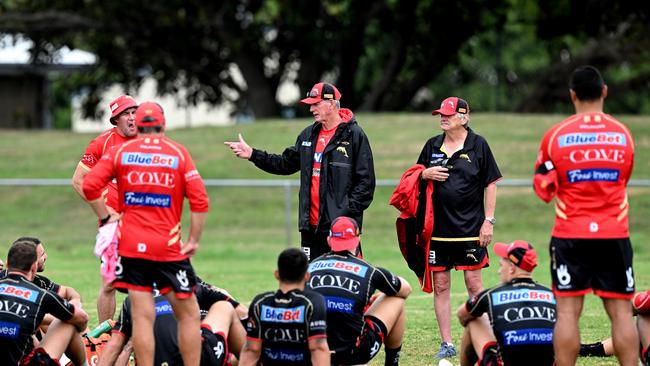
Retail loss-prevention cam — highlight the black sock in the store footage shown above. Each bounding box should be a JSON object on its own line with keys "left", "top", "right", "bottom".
{"left": 579, "top": 342, "right": 607, "bottom": 357}
{"left": 385, "top": 345, "right": 401, "bottom": 366}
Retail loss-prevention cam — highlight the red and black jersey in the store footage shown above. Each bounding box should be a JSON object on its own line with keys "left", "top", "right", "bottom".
{"left": 0, "top": 273, "right": 75, "bottom": 365}
{"left": 246, "top": 288, "right": 327, "bottom": 366}
{"left": 535, "top": 112, "right": 634, "bottom": 238}
{"left": 466, "top": 278, "right": 556, "bottom": 366}
{"left": 79, "top": 128, "right": 134, "bottom": 210}
{"left": 82, "top": 136, "right": 209, "bottom": 261}
{"left": 306, "top": 252, "right": 401, "bottom": 354}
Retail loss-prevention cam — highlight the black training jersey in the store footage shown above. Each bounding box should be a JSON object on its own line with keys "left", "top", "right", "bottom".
{"left": 306, "top": 252, "right": 401, "bottom": 353}
{"left": 246, "top": 288, "right": 327, "bottom": 366}
{"left": 0, "top": 273, "right": 75, "bottom": 365}
{"left": 115, "top": 295, "right": 180, "bottom": 365}
{"left": 114, "top": 282, "right": 232, "bottom": 365}
{"left": 466, "top": 278, "right": 556, "bottom": 366}
{"left": 0, "top": 270, "right": 61, "bottom": 294}
{"left": 417, "top": 128, "right": 501, "bottom": 240}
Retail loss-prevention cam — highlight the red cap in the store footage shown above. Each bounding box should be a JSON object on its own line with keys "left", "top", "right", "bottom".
{"left": 300, "top": 82, "right": 341, "bottom": 105}
{"left": 109, "top": 95, "right": 138, "bottom": 125}
{"left": 494, "top": 240, "right": 538, "bottom": 272}
{"left": 431, "top": 97, "right": 469, "bottom": 116}
{"left": 135, "top": 102, "right": 165, "bottom": 127}
{"left": 328, "top": 216, "right": 360, "bottom": 252}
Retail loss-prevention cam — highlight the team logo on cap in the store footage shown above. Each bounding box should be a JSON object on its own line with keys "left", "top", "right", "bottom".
{"left": 110, "top": 103, "right": 119, "bottom": 112}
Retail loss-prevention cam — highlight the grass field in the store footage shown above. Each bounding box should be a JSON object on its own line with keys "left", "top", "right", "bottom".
{"left": 0, "top": 112, "right": 648, "bottom": 365}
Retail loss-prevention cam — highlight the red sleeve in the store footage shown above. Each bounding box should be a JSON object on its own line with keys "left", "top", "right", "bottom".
{"left": 80, "top": 133, "right": 109, "bottom": 169}
{"left": 183, "top": 149, "right": 209, "bottom": 213}
{"left": 83, "top": 148, "right": 117, "bottom": 201}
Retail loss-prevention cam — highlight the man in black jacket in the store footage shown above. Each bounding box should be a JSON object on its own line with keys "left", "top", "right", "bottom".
{"left": 225, "top": 82, "right": 375, "bottom": 261}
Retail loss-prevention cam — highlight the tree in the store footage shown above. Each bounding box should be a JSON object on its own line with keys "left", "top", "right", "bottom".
{"left": 0, "top": 0, "right": 507, "bottom": 118}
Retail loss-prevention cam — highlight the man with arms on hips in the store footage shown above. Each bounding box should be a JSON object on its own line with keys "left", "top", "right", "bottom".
{"left": 533, "top": 65, "right": 637, "bottom": 365}
{"left": 457, "top": 240, "right": 556, "bottom": 366}
{"left": 0, "top": 239, "right": 89, "bottom": 366}
{"left": 418, "top": 96, "right": 501, "bottom": 358}
{"left": 240, "top": 248, "right": 330, "bottom": 366}
{"left": 225, "top": 82, "right": 375, "bottom": 261}
{"left": 82, "top": 101, "right": 209, "bottom": 366}
{"left": 99, "top": 280, "right": 246, "bottom": 366}
{"left": 307, "top": 216, "right": 411, "bottom": 366}
{"left": 71, "top": 94, "right": 138, "bottom": 322}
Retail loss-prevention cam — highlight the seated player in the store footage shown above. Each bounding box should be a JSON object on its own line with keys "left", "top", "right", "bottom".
{"left": 456, "top": 240, "right": 556, "bottom": 366}
{"left": 98, "top": 280, "right": 246, "bottom": 366}
{"left": 240, "top": 248, "right": 330, "bottom": 366}
{"left": 307, "top": 216, "right": 411, "bottom": 366}
{"left": 0, "top": 239, "right": 89, "bottom": 365}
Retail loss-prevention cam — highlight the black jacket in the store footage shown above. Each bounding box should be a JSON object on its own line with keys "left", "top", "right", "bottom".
{"left": 249, "top": 109, "right": 375, "bottom": 232}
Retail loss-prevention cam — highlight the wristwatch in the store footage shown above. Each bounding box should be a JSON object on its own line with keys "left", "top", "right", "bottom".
{"left": 484, "top": 217, "right": 496, "bottom": 225}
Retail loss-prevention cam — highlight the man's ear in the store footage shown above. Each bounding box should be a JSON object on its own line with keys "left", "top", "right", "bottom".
{"left": 274, "top": 270, "right": 280, "bottom": 281}
{"left": 602, "top": 84, "right": 608, "bottom": 99}
{"left": 303, "top": 272, "right": 311, "bottom": 283}
{"left": 569, "top": 89, "right": 577, "bottom": 103}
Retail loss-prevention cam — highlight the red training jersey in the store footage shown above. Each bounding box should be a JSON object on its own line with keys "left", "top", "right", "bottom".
{"left": 535, "top": 112, "right": 634, "bottom": 238}
{"left": 310, "top": 126, "right": 338, "bottom": 225}
{"left": 79, "top": 128, "right": 134, "bottom": 210}
{"left": 83, "top": 136, "right": 209, "bottom": 261}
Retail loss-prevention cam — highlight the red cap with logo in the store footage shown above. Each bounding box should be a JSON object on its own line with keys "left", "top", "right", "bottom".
{"left": 300, "top": 82, "right": 341, "bottom": 105}
{"left": 431, "top": 96, "right": 469, "bottom": 116}
{"left": 135, "top": 102, "right": 166, "bottom": 127}
{"left": 494, "top": 240, "right": 538, "bottom": 272}
{"left": 328, "top": 216, "right": 360, "bottom": 252}
{"left": 109, "top": 95, "right": 138, "bottom": 125}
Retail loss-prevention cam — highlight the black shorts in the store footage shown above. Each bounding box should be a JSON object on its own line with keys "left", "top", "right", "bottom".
{"left": 550, "top": 237, "right": 634, "bottom": 299}
{"left": 428, "top": 240, "right": 489, "bottom": 271}
{"left": 200, "top": 326, "right": 228, "bottom": 366}
{"left": 21, "top": 348, "right": 60, "bottom": 366}
{"left": 113, "top": 256, "right": 197, "bottom": 297}
{"left": 333, "top": 315, "right": 386, "bottom": 365}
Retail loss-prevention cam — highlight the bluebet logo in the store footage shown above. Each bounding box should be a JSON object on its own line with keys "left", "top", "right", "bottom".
{"left": 558, "top": 132, "right": 626, "bottom": 147}
{"left": 0, "top": 284, "right": 38, "bottom": 302}
{"left": 260, "top": 305, "right": 305, "bottom": 323}
{"left": 314, "top": 152, "right": 323, "bottom": 163}
{"left": 325, "top": 296, "right": 355, "bottom": 314}
{"left": 124, "top": 192, "right": 172, "bottom": 208}
{"left": 502, "top": 328, "right": 553, "bottom": 345}
{"left": 567, "top": 169, "right": 620, "bottom": 183}
{"left": 491, "top": 289, "right": 555, "bottom": 305}
{"left": 122, "top": 153, "right": 179, "bottom": 168}
{"left": 309, "top": 260, "right": 368, "bottom": 277}
{"left": 0, "top": 321, "right": 20, "bottom": 339}
{"left": 155, "top": 300, "right": 173, "bottom": 316}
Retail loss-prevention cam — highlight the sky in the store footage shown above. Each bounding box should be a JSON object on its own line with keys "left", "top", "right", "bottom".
{"left": 0, "top": 34, "right": 96, "bottom": 64}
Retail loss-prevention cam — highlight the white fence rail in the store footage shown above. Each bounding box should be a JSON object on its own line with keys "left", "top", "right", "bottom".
{"left": 2, "top": 179, "right": 648, "bottom": 246}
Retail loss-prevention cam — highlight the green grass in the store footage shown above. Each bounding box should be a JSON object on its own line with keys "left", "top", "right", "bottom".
{"left": 0, "top": 112, "right": 648, "bottom": 365}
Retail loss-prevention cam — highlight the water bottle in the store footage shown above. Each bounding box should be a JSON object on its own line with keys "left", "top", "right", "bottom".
{"left": 87, "top": 319, "right": 115, "bottom": 338}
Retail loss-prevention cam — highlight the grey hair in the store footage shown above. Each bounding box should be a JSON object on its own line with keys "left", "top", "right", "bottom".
{"left": 457, "top": 113, "right": 470, "bottom": 127}
{"left": 334, "top": 100, "right": 341, "bottom": 109}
